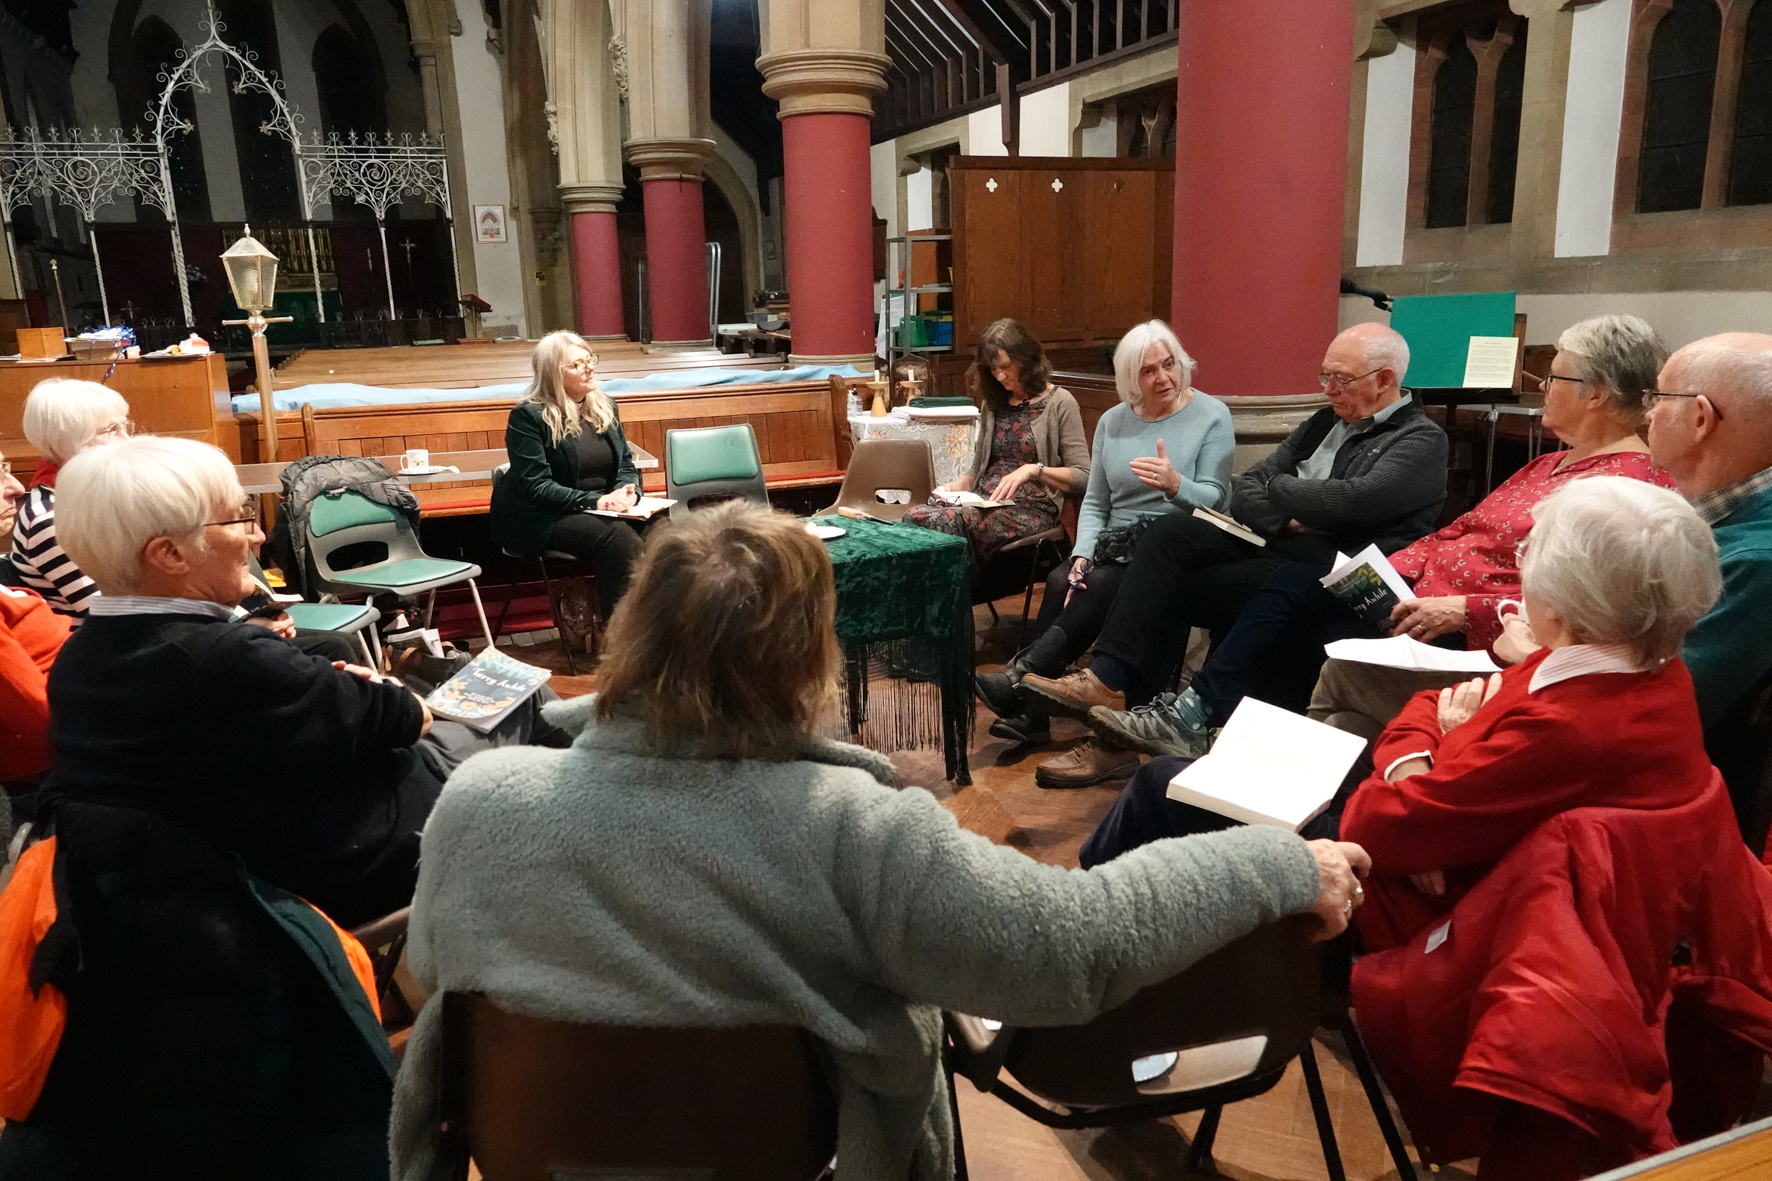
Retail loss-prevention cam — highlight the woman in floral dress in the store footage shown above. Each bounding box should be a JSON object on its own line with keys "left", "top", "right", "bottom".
{"left": 904, "top": 318, "right": 1089, "bottom": 565}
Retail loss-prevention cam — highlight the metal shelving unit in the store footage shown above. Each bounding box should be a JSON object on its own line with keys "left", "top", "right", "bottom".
{"left": 882, "top": 234, "right": 955, "bottom": 367}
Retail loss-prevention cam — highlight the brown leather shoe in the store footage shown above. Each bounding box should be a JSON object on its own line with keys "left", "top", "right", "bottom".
{"left": 1018, "top": 667, "right": 1127, "bottom": 721}
{"left": 1034, "top": 739, "right": 1140, "bottom": 789}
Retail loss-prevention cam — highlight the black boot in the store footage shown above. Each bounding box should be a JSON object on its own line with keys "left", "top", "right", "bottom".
{"left": 990, "top": 709, "right": 1051, "bottom": 745}
{"left": 974, "top": 626, "right": 1070, "bottom": 717}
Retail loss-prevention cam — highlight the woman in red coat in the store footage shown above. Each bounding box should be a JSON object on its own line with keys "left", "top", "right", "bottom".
{"left": 1342, "top": 475, "right": 1722, "bottom": 950}
{"left": 1340, "top": 476, "right": 1726, "bottom": 1179}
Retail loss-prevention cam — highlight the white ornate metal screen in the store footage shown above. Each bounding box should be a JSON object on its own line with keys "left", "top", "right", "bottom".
{"left": 0, "top": 0, "right": 456, "bottom": 329}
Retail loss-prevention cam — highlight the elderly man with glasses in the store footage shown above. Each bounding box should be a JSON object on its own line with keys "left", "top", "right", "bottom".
{"left": 39, "top": 436, "right": 568, "bottom": 927}
{"left": 1021, "top": 322, "right": 1448, "bottom": 787}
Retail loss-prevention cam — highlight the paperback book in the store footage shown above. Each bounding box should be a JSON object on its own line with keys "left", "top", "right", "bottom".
{"left": 1191, "top": 505, "right": 1266, "bottom": 547}
{"left": 424, "top": 649, "right": 552, "bottom": 732}
{"left": 588, "top": 496, "right": 676, "bottom": 520}
{"left": 1167, "top": 698, "right": 1367, "bottom": 830}
{"left": 1320, "top": 545, "right": 1414, "bottom": 632}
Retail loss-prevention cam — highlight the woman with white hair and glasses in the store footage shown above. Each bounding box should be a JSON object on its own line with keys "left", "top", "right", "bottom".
{"left": 973, "top": 319, "right": 1233, "bottom": 753}
{"left": 490, "top": 330, "right": 645, "bottom": 605}
{"left": 43, "top": 436, "right": 567, "bottom": 927}
{"left": 1341, "top": 476, "right": 1720, "bottom": 946}
{"left": 8, "top": 378, "right": 133, "bottom": 621}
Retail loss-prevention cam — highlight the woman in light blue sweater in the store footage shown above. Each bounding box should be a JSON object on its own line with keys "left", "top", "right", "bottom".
{"left": 975, "top": 320, "right": 1235, "bottom": 762}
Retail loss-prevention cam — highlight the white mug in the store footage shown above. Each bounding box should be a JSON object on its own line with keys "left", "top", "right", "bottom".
{"left": 403, "top": 448, "right": 430, "bottom": 471}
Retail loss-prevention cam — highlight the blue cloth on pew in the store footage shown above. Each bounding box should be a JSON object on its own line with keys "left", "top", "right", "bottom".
{"left": 232, "top": 364, "right": 868, "bottom": 414}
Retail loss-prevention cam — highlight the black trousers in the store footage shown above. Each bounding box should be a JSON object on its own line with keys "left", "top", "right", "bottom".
{"left": 1090, "top": 513, "right": 1332, "bottom": 704}
{"left": 1079, "top": 752, "right": 1361, "bottom": 869}
{"left": 544, "top": 513, "right": 646, "bottom": 607}
{"left": 1030, "top": 560, "right": 1129, "bottom": 665}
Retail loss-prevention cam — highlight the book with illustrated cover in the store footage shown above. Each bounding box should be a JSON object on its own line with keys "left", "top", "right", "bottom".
{"left": 1191, "top": 505, "right": 1267, "bottom": 547}
{"left": 1319, "top": 545, "right": 1413, "bottom": 632}
{"left": 424, "top": 649, "right": 552, "bottom": 732}
{"left": 1166, "top": 698, "right": 1367, "bottom": 830}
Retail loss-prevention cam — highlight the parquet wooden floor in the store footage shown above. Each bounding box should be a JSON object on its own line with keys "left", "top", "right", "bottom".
{"left": 512, "top": 592, "right": 1467, "bottom": 1181}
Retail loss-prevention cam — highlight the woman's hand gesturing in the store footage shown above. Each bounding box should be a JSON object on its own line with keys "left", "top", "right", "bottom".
{"left": 1128, "top": 439, "right": 1182, "bottom": 498}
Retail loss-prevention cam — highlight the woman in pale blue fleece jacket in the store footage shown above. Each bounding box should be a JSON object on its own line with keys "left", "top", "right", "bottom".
{"left": 391, "top": 500, "right": 1368, "bottom": 1181}
{"left": 974, "top": 320, "right": 1236, "bottom": 754}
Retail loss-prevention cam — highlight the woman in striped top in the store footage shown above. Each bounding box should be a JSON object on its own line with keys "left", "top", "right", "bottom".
{"left": 9, "top": 379, "right": 131, "bottom": 622}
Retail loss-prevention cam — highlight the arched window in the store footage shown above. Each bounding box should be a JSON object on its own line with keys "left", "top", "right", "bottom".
{"left": 1729, "top": 0, "right": 1772, "bottom": 205}
{"left": 1426, "top": 37, "right": 1478, "bottom": 228}
{"left": 218, "top": 0, "right": 300, "bottom": 221}
{"left": 117, "top": 16, "right": 209, "bottom": 221}
{"left": 1638, "top": 0, "right": 1721, "bottom": 213}
{"left": 313, "top": 25, "right": 388, "bottom": 138}
{"left": 1486, "top": 28, "right": 1529, "bottom": 224}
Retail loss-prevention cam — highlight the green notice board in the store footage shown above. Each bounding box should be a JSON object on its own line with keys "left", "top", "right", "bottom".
{"left": 1389, "top": 292, "right": 1517, "bottom": 388}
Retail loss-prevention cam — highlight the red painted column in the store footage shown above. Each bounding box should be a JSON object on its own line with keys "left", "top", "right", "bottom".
{"left": 641, "top": 177, "right": 711, "bottom": 344}
{"left": 781, "top": 112, "right": 876, "bottom": 362}
{"left": 1171, "top": 0, "right": 1356, "bottom": 395}
{"left": 569, "top": 210, "right": 625, "bottom": 338}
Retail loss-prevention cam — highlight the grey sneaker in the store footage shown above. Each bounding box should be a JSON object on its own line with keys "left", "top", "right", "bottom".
{"left": 1086, "top": 688, "right": 1214, "bottom": 758}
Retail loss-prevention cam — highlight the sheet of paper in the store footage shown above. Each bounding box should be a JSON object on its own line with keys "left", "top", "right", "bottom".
{"left": 1167, "top": 698, "right": 1368, "bottom": 830}
{"left": 1321, "top": 544, "right": 1412, "bottom": 602}
{"left": 1323, "top": 634, "right": 1501, "bottom": 674}
{"left": 1462, "top": 335, "right": 1519, "bottom": 388}
{"left": 588, "top": 495, "right": 676, "bottom": 519}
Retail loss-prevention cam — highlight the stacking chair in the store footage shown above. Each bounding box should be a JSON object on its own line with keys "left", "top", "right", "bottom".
{"left": 664, "top": 422, "right": 768, "bottom": 518}
{"left": 439, "top": 992, "right": 837, "bottom": 1181}
{"left": 248, "top": 554, "right": 380, "bottom": 664}
{"left": 945, "top": 922, "right": 1416, "bottom": 1181}
{"left": 302, "top": 489, "right": 494, "bottom": 655}
{"left": 488, "top": 463, "right": 601, "bottom": 675}
{"left": 974, "top": 526, "right": 1069, "bottom": 648}
{"left": 820, "top": 438, "right": 935, "bottom": 522}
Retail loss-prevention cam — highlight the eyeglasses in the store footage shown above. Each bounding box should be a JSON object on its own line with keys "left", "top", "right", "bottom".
{"left": 562, "top": 354, "right": 600, "bottom": 374}
{"left": 206, "top": 499, "right": 261, "bottom": 529}
{"left": 1643, "top": 390, "right": 1723, "bottom": 420}
{"left": 94, "top": 419, "right": 139, "bottom": 440}
{"left": 1318, "top": 367, "right": 1383, "bottom": 391}
{"left": 1526, "top": 371, "right": 1588, "bottom": 392}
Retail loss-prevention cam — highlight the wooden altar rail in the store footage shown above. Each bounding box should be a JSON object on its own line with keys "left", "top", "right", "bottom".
{"left": 271, "top": 378, "right": 846, "bottom": 517}
{"left": 270, "top": 343, "right": 785, "bottom": 392}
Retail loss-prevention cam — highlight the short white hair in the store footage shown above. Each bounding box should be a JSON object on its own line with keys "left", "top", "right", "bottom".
{"left": 1113, "top": 320, "right": 1197, "bottom": 407}
{"left": 1522, "top": 476, "right": 1720, "bottom": 665}
{"left": 1357, "top": 326, "right": 1410, "bottom": 383}
{"left": 1555, "top": 314, "right": 1666, "bottom": 422}
{"left": 55, "top": 436, "right": 241, "bottom": 594}
{"left": 1671, "top": 334, "right": 1772, "bottom": 420}
{"left": 22, "top": 379, "right": 129, "bottom": 466}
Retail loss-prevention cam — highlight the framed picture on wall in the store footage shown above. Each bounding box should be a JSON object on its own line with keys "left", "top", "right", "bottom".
{"left": 474, "top": 205, "right": 508, "bottom": 243}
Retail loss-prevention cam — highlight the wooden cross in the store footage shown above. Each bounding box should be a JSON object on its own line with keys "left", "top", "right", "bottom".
{"left": 399, "top": 237, "right": 417, "bottom": 265}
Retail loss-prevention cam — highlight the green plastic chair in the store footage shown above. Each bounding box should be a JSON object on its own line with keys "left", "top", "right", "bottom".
{"left": 664, "top": 423, "right": 768, "bottom": 519}
{"left": 284, "top": 602, "right": 380, "bottom": 664}
{"left": 303, "top": 489, "right": 494, "bottom": 651}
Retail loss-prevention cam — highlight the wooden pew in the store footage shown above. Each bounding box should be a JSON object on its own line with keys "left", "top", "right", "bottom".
{"left": 294, "top": 378, "right": 844, "bottom": 517}
{"left": 270, "top": 344, "right": 787, "bottom": 392}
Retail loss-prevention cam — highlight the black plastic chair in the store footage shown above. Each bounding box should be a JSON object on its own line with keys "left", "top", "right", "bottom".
{"left": 439, "top": 992, "right": 837, "bottom": 1181}
{"left": 973, "top": 525, "right": 1068, "bottom": 648}
{"left": 946, "top": 922, "right": 1416, "bottom": 1180}
{"left": 488, "top": 463, "right": 603, "bottom": 675}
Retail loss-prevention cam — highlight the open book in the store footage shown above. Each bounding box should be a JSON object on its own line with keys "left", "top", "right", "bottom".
{"left": 425, "top": 649, "right": 552, "bottom": 733}
{"left": 1320, "top": 545, "right": 1413, "bottom": 631}
{"left": 1191, "top": 505, "right": 1266, "bottom": 547}
{"left": 932, "top": 489, "right": 1012, "bottom": 509}
{"left": 1166, "top": 698, "right": 1367, "bottom": 830}
{"left": 587, "top": 496, "right": 676, "bottom": 520}
{"left": 1323, "top": 634, "right": 1500, "bottom": 674}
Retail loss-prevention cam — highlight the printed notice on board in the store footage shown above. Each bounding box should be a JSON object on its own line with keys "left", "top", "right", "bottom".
{"left": 1462, "top": 336, "right": 1519, "bottom": 389}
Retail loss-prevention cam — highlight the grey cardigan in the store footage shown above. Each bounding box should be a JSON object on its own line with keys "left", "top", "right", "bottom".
{"left": 391, "top": 695, "right": 1321, "bottom": 1181}
{"left": 965, "top": 386, "right": 1090, "bottom": 510}
{"left": 1230, "top": 396, "right": 1449, "bottom": 556}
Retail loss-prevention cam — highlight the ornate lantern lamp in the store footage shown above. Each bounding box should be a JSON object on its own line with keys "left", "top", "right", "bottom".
{"left": 221, "top": 225, "right": 294, "bottom": 462}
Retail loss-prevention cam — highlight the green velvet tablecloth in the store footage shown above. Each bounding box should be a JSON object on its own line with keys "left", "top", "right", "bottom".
{"left": 816, "top": 515, "right": 974, "bottom": 783}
